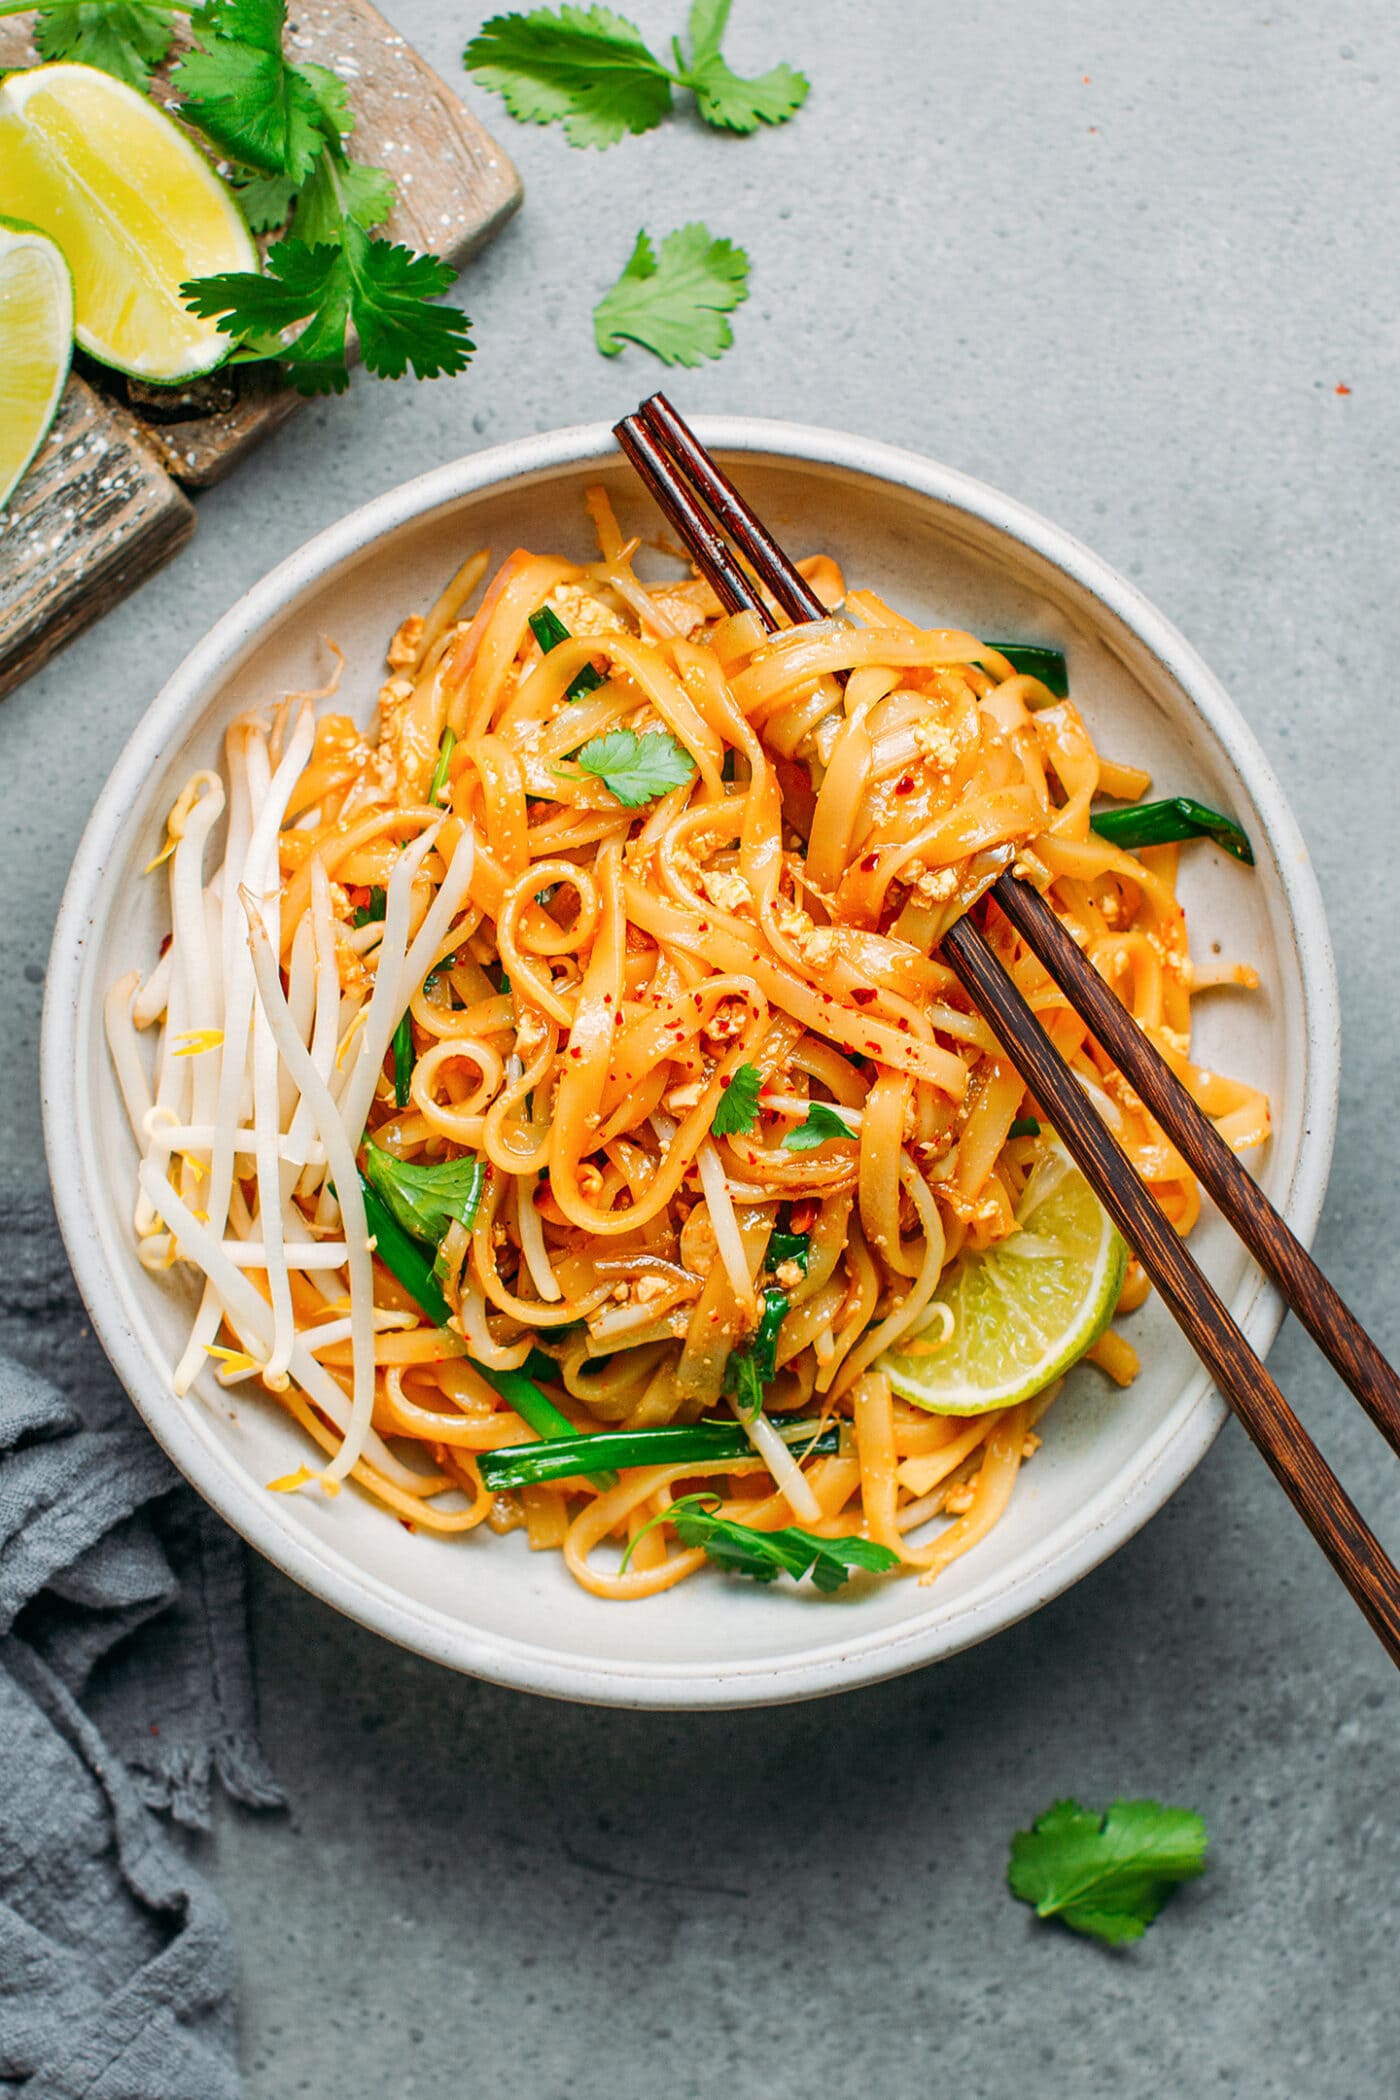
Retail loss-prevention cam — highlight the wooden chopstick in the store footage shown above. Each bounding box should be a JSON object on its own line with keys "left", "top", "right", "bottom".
{"left": 616, "top": 393, "right": 1400, "bottom": 1666}
{"left": 633, "top": 395, "right": 1400, "bottom": 1459}
{"left": 990, "top": 872, "right": 1400, "bottom": 1458}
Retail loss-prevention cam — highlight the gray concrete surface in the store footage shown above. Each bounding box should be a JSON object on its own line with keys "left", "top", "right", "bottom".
{"left": 3, "top": 3, "right": 1397, "bottom": 2093}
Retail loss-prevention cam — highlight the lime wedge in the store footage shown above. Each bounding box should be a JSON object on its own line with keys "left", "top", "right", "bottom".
{"left": 880, "top": 1141, "right": 1128, "bottom": 1415}
{"left": 0, "top": 216, "right": 72, "bottom": 509}
{"left": 0, "top": 62, "right": 257, "bottom": 383}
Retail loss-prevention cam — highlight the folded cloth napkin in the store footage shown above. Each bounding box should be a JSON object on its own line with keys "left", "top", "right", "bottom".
{"left": 0, "top": 1190, "right": 282, "bottom": 2098}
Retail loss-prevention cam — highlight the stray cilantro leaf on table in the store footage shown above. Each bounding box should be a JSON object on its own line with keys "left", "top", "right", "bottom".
{"left": 593, "top": 222, "right": 748, "bottom": 365}
{"left": 183, "top": 220, "right": 474, "bottom": 395}
{"left": 677, "top": 0, "right": 808, "bottom": 133}
{"left": 569, "top": 727, "right": 696, "bottom": 807}
{"left": 783, "top": 1100, "right": 856, "bottom": 1152}
{"left": 710, "top": 1059, "right": 762, "bottom": 1137}
{"left": 1008, "top": 1798, "right": 1208, "bottom": 1945}
{"left": 32, "top": 1, "right": 175, "bottom": 88}
{"left": 464, "top": 0, "right": 807, "bottom": 146}
{"left": 464, "top": 4, "right": 674, "bottom": 149}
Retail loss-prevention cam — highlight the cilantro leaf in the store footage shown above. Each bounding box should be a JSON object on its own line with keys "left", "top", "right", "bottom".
{"left": 231, "top": 167, "right": 300, "bottom": 233}
{"left": 33, "top": 2, "right": 175, "bottom": 87}
{"left": 176, "top": 0, "right": 345, "bottom": 182}
{"left": 362, "top": 1142, "right": 486, "bottom": 1248}
{"left": 711, "top": 1060, "right": 762, "bottom": 1137}
{"left": 783, "top": 1100, "right": 857, "bottom": 1152}
{"left": 1008, "top": 1798, "right": 1208, "bottom": 1945}
{"left": 182, "top": 223, "right": 474, "bottom": 395}
{"left": 722, "top": 1285, "right": 786, "bottom": 1419}
{"left": 291, "top": 149, "right": 396, "bottom": 244}
{"left": 668, "top": 1496, "right": 899, "bottom": 1593}
{"left": 464, "top": 5, "right": 673, "bottom": 149}
{"left": 571, "top": 727, "right": 696, "bottom": 808}
{"left": 593, "top": 222, "right": 749, "bottom": 365}
{"left": 677, "top": 0, "right": 808, "bottom": 134}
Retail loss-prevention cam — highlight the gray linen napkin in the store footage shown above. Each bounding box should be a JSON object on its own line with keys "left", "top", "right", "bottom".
{"left": 0, "top": 1190, "right": 283, "bottom": 2096}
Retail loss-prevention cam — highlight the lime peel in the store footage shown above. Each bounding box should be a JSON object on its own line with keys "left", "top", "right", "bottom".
{"left": 0, "top": 62, "right": 257, "bottom": 384}
{"left": 879, "top": 1142, "right": 1128, "bottom": 1416}
{"left": 0, "top": 215, "right": 73, "bottom": 511}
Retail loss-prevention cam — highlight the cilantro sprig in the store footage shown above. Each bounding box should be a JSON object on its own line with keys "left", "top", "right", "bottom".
{"left": 169, "top": 0, "right": 473, "bottom": 395}
{"left": 710, "top": 1059, "right": 762, "bottom": 1137}
{"left": 783, "top": 1100, "right": 857, "bottom": 1153}
{"left": 624, "top": 1494, "right": 898, "bottom": 1592}
{"left": 567, "top": 726, "right": 696, "bottom": 808}
{"left": 594, "top": 221, "right": 748, "bottom": 365}
{"left": 1008, "top": 1798, "right": 1208, "bottom": 1945}
{"left": 464, "top": 0, "right": 808, "bottom": 149}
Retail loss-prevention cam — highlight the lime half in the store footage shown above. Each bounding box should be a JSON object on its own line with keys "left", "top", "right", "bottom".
{"left": 880, "top": 1141, "right": 1128, "bottom": 1415}
{"left": 0, "top": 62, "right": 257, "bottom": 383}
{"left": 0, "top": 216, "right": 72, "bottom": 510}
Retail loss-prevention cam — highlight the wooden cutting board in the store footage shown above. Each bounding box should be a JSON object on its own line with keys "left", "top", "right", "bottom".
{"left": 0, "top": 2, "right": 522, "bottom": 699}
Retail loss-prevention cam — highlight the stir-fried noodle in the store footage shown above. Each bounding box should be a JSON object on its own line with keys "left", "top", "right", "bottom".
{"left": 109, "top": 491, "right": 1269, "bottom": 1598}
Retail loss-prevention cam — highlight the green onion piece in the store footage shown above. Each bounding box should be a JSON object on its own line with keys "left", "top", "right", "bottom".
{"left": 356, "top": 1178, "right": 614, "bottom": 1484}
{"left": 765, "top": 1228, "right": 810, "bottom": 1274}
{"left": 479, "top": 1364, "right": 616, "bottom": 1489}
{"left": 478, "top": 1417, "right": 840, "bottom": 1492}
{"left": 1007, "top": 1116, "right": 1041, "bottom": 1140}
{"left": 428, "top": 726, "right": 457, "bottom": 807}
{"left": 528, "top": 606, "right": 570, "bottom": 652}
{"left": 984, "top": 641, "right": 1070, "bottom": 697}
{"left": 1091, "top": 796, "right": 1254, "bottom": 865}
{"left": 392, "top": 1012, "right": 415, "bottom": 1108}
{"left": 527, "top": 602, "right": 605, "bottom": 699}
{"left": 522, "top": 1345, "right": 562, "bottom": 1382}
{"left": 724, "top": 1287, "right": 787, "bottom": 1420}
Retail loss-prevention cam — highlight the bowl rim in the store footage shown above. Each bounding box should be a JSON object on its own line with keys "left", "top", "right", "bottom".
{"left": 41, "top": 414, "right": 1341, "bottom": 1707}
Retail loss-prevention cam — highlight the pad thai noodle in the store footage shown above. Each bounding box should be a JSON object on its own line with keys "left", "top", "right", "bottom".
{"left": 108, "top": 487, "right": 1269, "bottom": 1599}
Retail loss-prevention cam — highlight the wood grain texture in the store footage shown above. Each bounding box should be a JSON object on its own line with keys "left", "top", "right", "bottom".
{"left": 0, "top": 375, "right": 195, "bottom": 701}
{"left": 0, "top": 3, "right": 523, "bottom": 488}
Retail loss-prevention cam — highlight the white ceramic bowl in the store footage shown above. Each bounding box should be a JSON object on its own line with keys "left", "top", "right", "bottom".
{"left": 43, "top": 418, "right": 1339, "bottom": 1707}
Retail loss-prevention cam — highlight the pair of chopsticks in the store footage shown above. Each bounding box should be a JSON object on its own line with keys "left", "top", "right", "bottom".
{"left": 615, "top": 392, "right": 1400, "bottom": 1666}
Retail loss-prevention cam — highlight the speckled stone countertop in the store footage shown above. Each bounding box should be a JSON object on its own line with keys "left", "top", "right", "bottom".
{"left": 3, "top": 5, "right": 1395, "bottom": 2093}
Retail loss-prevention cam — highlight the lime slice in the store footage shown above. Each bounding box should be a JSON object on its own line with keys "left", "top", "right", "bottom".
{"left": 880, "top": 1141, "right": 1128, "bottom": 1415}
{"left": 0, "top": 216, "right": 72, "bottom": 509}
{"left": 0, "top": 62, "right": 257, "bottom": 383}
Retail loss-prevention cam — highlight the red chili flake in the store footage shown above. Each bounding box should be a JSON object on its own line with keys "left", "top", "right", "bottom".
{"left": 861, "top": 852, "right": 880, "bottom": 872}
{"left": 897, "top": 1017, "right": 910, "bottom": 1032}
{"left": 865, "top": 1041, "right": 880, "bottom": 1051}
{"left": 570, "top": 1046, "right": 583, "bottom": 1058}
{"left": 851, "top": 987, "right": 876, "bottom": 1006}
{"left": 719, "top": 1073, "right": 732, "bottom": 1089}
{"left": 698, "top": 920, "right": 710, "bottom": 932}
{"left": 602, "top": 992, "right": 612, "bottom": 1003}
{"left": 895, "top": 774, "right": 915, "bottom": 795}
{"left": 614, "top": 1012, "right": 624, "bottom": 1026}
{"left": 1336, "top": 382, "right": 1352, "bottom": 396}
